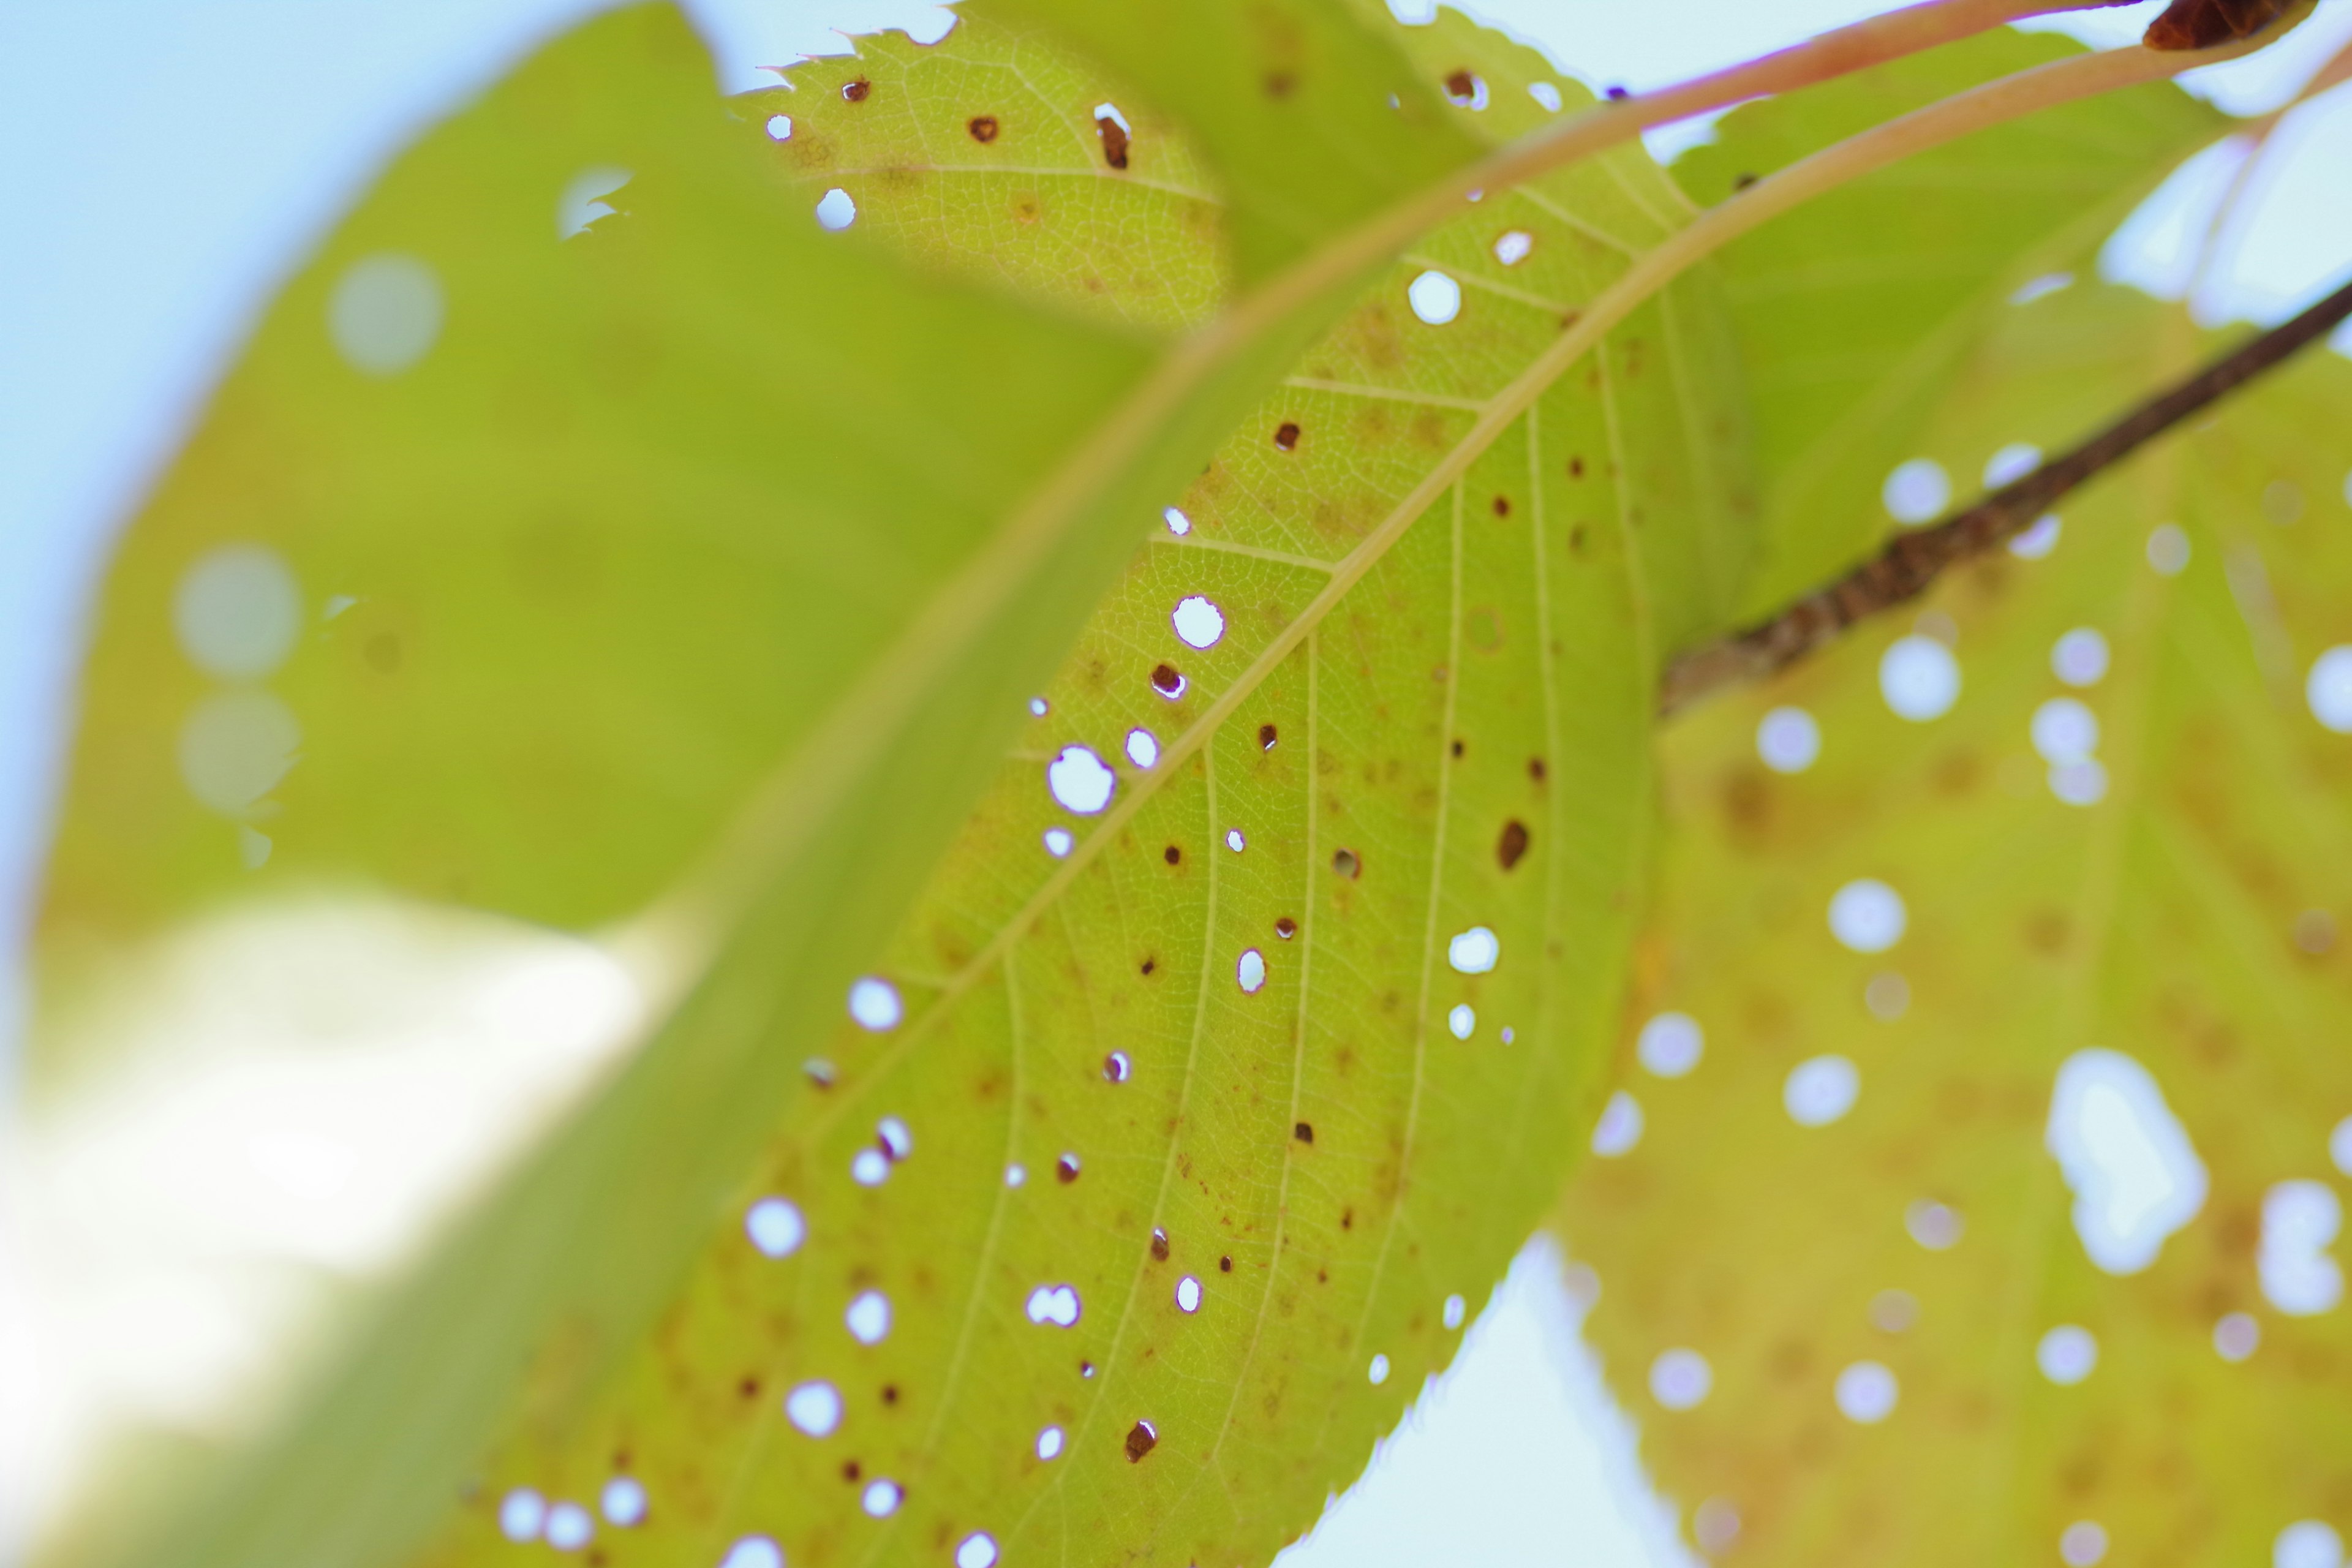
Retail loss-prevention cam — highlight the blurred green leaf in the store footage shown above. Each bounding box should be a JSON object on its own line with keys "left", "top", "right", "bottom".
{"left": 1558, "top": 279, "right": 2352, "bottom": 1564}
{"left": 1670, "top": 28, "right": 2225, "bottom": 619}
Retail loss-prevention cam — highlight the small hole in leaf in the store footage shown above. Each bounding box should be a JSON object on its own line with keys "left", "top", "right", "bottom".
{"left": 1172, "top": 595, "right": 1225, "bottom": 649}
{"left": 1125, "top": 1420, "right": 1158, "bottom": 1461}
{"left": 1125, "top": 727, "right": 1160, "bottom": 769}
{"left": 1294, "top": 1121, "right": 1314, "bottom": 1144}
{"left": 1036, "top": 1425, "right": 1065, "bottom": 1460}
{"left": 1226, "top": 829, "right": 1246, "bottom": 853}
{"left": 501, "top": 1490, "right": 547, "bottom": 1542}
{"left": 1025, "top": 1284, "right": 1082, "bottom": 1326}
{"left": 1333, "top": 848, "right": 1360, "bottom": 879}
{"left": 785, "top": 1381, "right": 843, "bottom": 1436}
{"left": 765, "top": 114, "right": 793, "bottom": 141}
{"left": 1408, "top": 271, "right": 1461, "bottom": 325}
{"left": 1237, "top": 948, "right": 1267, "bottom": 992}
{"left": 1273, "top": 421, "right": 1300, "bottom": 452}
{"left": 1275, "top": 917, "right": 1297, "bottom": 940}
{"left": 1497, "top": 820, "right": 1529, "bottom": 870}
{"left": 1057, "top": 1153, "right": 1082, "bottom": 1183}
{"left": 1104, "top": 1051, "right": 1133, "bottom": 1084}
{"left": 815, "top": 188, "right": 858, "bottom": 230}
{"left": 1493, "top": 230, "right": 1534, "bottom": 266}
{"left": 1259, "top": 723, "right": 1278, "bottom": 750}
{"left": 1176, "top": 1275, "right": 1202, "bottom": 1312}
{"left": 968, "top": 115, "right": 999, "bottom": 142}
{"left": 1047, "top": 745, "right": 1117, "bottom": 815}
{"left": 842, "top": 77, "right": 870, "bottom": 102}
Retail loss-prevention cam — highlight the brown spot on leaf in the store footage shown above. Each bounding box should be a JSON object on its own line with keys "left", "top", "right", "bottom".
{"left": 1733, "top": 170, "right": 1758, "bottom": 190}
{"left": 1443, "top": 69, "right": 1480, "bottom": 104}
{"left": 1259, "top": 723, "right": 1278, "bottom": 750}
{"left": 1220, "top": 1255, "right": 1233, "bottom": 1272}
{"left": 1164, "top": 844, "right": 1182, "bottom": 865}
{"left": 1450, "top": 739, "right": 1464, "bottom": 758}
{"left": 1152, "top": 662, "right": 1184, "bottom": 695}
{"left": 1125, "top": 1420, "right": 1158, "bottom": 1461}
{"left": 1275, "top": 917, "right": 1297, "bottom": 940}
{"left": 842, "top": 1461, "right": 862, "bottom": 1481}
{"left": 1528, "top": 756, "right": 1547, "bottom": 782}
{"left": 1265, "top": 70, "right": 1296, "bottom": 97}
{"left": 1497, "top": 820, "right": 1529, "bottom": 870}
{"left": 1057, "top": 1154, "right": 1082, "bottom": 1183}
{"left": 1568, "top": 456, "right": 1585, "bottom": 479}
{"left": 1341, "top": 1207, "right": 1353, "bottom": 1230}
{"left": 1294, "top": 1121, "right": 1314, "bottom": 1144}
{"left": 968, "top": 115, "right": 999, "bottom": 142}
{"left": 1332, "top": 848, "right": 1360, "bottom": 879}
{"left": 1096, "top": 116, "right": 1130, "bottom": 170}
{"left": 1491, "top": 495, "right": 1510, "bottom": 517}
{"left": 2026, "top": 909, "right": 2070, "bottom": 956}
{"left": 1141, "top": 957, "right": 1157, "bottom": 975}
{"left": 1150, "top": 1227, "right": 1170, "bottom": 1262}
{"left": 737, "top": 1376, "right": 760, "bottom": 1399}
{"left": 1569, "top": 526, "right": 1588, "bottom": 556}
{"left": 1273, "top": 421, "right": 1301, "bottom": 452}
{"left": 841, "top": 77, "right": 870, "bottom": 102}
{"left": 881, "top": 1384, "right": 899, "bottom": 1404}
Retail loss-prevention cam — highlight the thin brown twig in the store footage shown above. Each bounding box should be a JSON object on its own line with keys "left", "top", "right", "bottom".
{"left": 1659, "top": 272, "right": 2352, "bottom": 714}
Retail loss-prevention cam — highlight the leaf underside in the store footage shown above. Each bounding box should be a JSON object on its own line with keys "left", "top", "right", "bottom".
{"left": 412, "top": 12, "right": 1755, "bottom": 1568}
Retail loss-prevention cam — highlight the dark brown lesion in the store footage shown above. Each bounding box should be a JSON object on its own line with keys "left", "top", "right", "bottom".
{"left": 967, "top": 115, "right": 999, "bottom": 143}
{"left": 840, "top": 77, "right": 870, "bottom": 103}
{"left": 1125, "top": 1419, "right": 1158, "bottom": 1461}
{"left": 1496, "top": 820, "right": 1530, "bottom": 870}
{"left": 1096, "top": 116, "right": 1130, "bottom": 170}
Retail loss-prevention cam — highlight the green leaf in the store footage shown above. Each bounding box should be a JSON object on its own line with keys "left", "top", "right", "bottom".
{"left": 332, "top": 15, "right": 1746, "bottom": 1568}
{"left": 1556, "top": 280, "right": 2352, "bottom": 1564}
{"left": 1670, "top": 28, "right": 2226, "bottom": 619}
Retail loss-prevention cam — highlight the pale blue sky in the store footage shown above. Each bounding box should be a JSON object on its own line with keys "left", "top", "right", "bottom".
{"left": 0, "top": 2, "right": 2345, "bottom": 1562}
